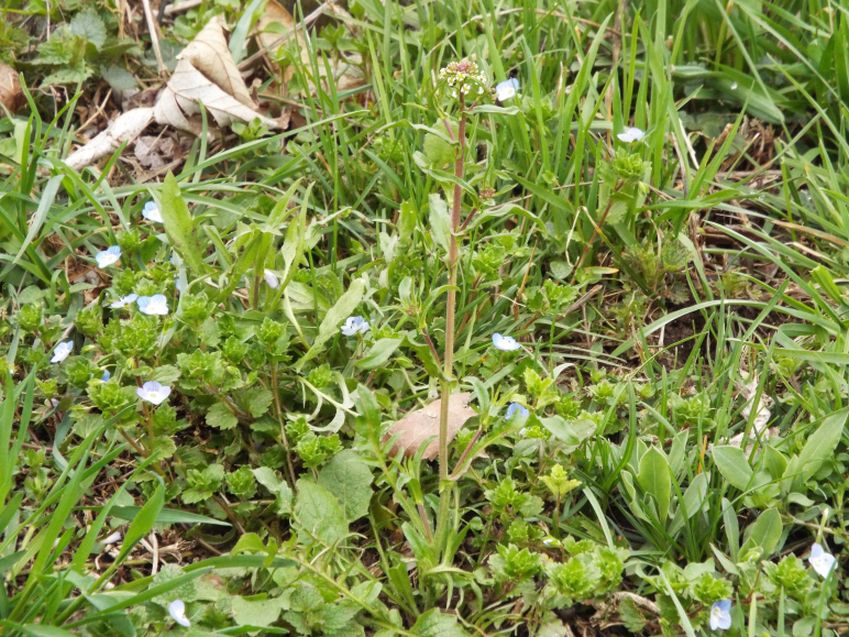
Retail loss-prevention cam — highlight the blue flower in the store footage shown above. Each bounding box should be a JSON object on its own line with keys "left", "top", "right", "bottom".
{"left": 505, "top": 402, "right": 529, "bottom": 421}
{"left": 136, "top": 294, "right": 169, "bottom": 316}
{"left": 94, "top": 245, "right": 121, "bottom": 268}
{"left": 101, "top": 370, "right": 111, "bottom": 382}
{"left": 341, "top": 316, "right": 370, "bottom": 336}
{"left": 709, "top": 599, "right": 732, "bottom": 631}
{"left": 142, "top": 200, "right": 163, "bottom": 223}
{"left": 492, "top": 333, "right": 521, "bottom": 351}
{"left": 136, "top": 381, "right": 172, "bottom": 405}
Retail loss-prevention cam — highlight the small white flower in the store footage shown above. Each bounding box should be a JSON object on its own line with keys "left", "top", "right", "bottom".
{"left": 709, "top": 600, "right": 732, "bottom": 631}
{"left": 264, "top": 269, "right": 280, "bottom": 289}
{"left": 142, "top": 200, "right": 163, "bottom": 223}
{"left": 492, "top": 333, "right": 521, "bottom": 351}
{"left": 341, "top": 316, "right": 370, "bottom": 336}
{"left": 95, "top": 245, "right": 121, "bottom": 269}
{"left": 136, "top": 381, "right": 172, "bottom": 406}
{"left": 101, "top": 530, "right": 122, "bottom": 545}
{"left": 137, "top": 294, "right": 169, "bottom": 316}
{"left": 495, "top": 78, "right": 520, "bottom": 101}
{"left": 167, "top": 599, "right": 191, "bottom": 628}
{"left": 809, "top": 542, "right": 837, "bottom": 578}
{"left": 51, "top": 340, "right": 73, "bottom": 363}
{"left": 616, "top": 126, "right": 646, "bottom": 143}
{"left": 109, "top": 293, "right": 138, "bottom": 309}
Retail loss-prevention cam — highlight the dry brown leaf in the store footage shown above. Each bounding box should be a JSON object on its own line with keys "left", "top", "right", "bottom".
{"left": 134, "top": 134, "right": 181, "bottom": 170}
{"left": 0, "top": 63, "right": 24, "bottom": 113}
{"left": 385, "top": 393, "right": 475, "bottom": 460}
{"left": 179, "top": 16, "right": 254, "bottom": 108}
{"left": 153, "top": 58, "right": 277, "bottom": 133}
{"left": 154, "top": 17, "right": 277, "bottom": 133}
{"left": 65, "top": 16, "right": 278, "bottom": 170}
{"left": 256, "top": 0, "right": 295, "bottom": 55}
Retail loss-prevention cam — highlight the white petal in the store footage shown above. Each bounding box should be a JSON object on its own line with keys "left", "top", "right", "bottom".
{"left": 495, "top": 78, "right": 519, "bottom": 101}
{"left": 101, "top": 530, "right": 122, "bottom": 545}
{"left": 142, "top": 201, "right": 163, "bottom": 223}
{"left": 264, "top": 269, "right": 280, "bottom": 289}
{"left": 168, "top": 599, "right": 191, "bottom": 628}
{"left": 109, "top": 293, "right": 138, "bottom": 309}
{"left": 51, "top": 340, "right": 73, "bottom": 363}
{"left": 492, "top": 333, "right": 521, "bottom": 351}
{"left": 616, "top": 126, "right": 645, "bottom": 143}
{"left": 810, "top": 548, "right": 836, "bottom": 578}
{"left": 137, "top": 294, "right": 169, "bottom": 316}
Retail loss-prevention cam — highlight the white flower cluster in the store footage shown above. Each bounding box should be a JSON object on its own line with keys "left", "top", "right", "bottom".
{"left": 438, "top": 59, "right": 488, "bottom": 101}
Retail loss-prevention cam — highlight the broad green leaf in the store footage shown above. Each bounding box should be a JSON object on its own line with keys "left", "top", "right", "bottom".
{"left": 741, "top": 507, "right": 783, "bottom": 558}
{"left": 206, "top": 402, "right": 238, "bottom": 430}
{"left": 784, "top": 408, "right": 848, "bottom": 487}
{"left": 317, "top": 450, "right": 373, "bottom": 521}
{"left": 245, "top": 387, "right": 273, "bottom": 418}
{"left": 356, "top": 338, "right": 402, "bottom": 370}
{"left": 398, "top": 199, "right": 417, "bottom": 243}
{"left": 637, "top": 447, "right": 672, "bottom": 521}
{"left": 540, "top": 416, "right": 596, "bottom": 450}
{"left": 297, "top": 276, "right": 366, "bottom": 369}
{"left": 69, "top": 8, "right": 107, "bottom": 47}
{"left": 681, "top": 472, "right": 708, "bottom": 519}
{"left": 252, "top": 467, "right": 292, "bottom": 516}
{"left": 428, "top": 193, "right": 451, "bottom": 253}
{"left": 160, "top": 172, "right": 206, "bottom": 276}
{"left": 712, "top": 446, "right": 753, "bottom": 491}
{"left": 232, "top": 595, "right": 288, "bottom": 628}
{"left": 413, "top": 609, "right": 471, "bottom": 637}
{"left": 294, "top": 479, "right": 347, "bottom": 545}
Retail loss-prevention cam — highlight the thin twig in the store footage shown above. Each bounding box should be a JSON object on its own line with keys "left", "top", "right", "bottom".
{"left": 163, "top": 0, "right": 202, "bottom": 16}
{"left": 141, "top": 0, "right": 167, "bottom": 76}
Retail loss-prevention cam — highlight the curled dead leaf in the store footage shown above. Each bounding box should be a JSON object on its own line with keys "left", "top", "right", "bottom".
{"left": 65, "top": 16, "right": 278, "bottom": 170}
{"left": 385, "top": 392, "right": 475, "bottom": 460}
{"left": 0, "top": 63, "right": 24, "bottom": 113}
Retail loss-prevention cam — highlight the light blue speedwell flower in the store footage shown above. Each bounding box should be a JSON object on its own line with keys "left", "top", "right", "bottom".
{"left": 495, "top": 78, "right": 520, "bottom": 102}
{"left": 137, "top": 381, "right": 171, "bottom": 406}
{"left": 167, "top": 599, "right": 191, "bottom": 628}
{"left": 709, "top": 600, "right": 732, "bottom": 631}
{"left": 264, "top": 269, "right": 280, "bottom": 289}
{"left": 809, "top": 542, "right": 837, "bottom": 578}
{"left": 109, "top": 293, "right": 138, "bottom": 309}
{"left": 142, "top": 200, "right": 163, "bottom": 223}
{"left": 137, "top": 294, "right": 169, "bottom": 316}
{"left": 492, "top": 333, "right": 521, "bottom": 351}
{"left": 101, "top": 370, "right": 111, "bottom": 382}
{"left": 95, "top": 245, "right": 121, "bottom": 269}
{"left": 617, "top": 126, "right": 645, "bottom": 143}
{"left": 341, "top": 316, "right": 370, "bottom": 336}
{"left": 51, "top": 340, "right": 73, "bottom": 363}
{"left": 505, "top": 402, "right": 529, "bottom": 421}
